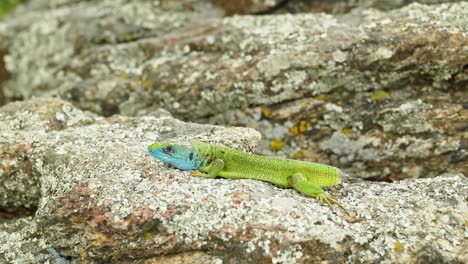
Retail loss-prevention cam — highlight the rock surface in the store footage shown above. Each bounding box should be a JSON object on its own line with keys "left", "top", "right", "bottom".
{"left": 1, "top": 98, "right": 467, "bottom": 263}
{"left": 276, "top": 0, "right": 463, "bottom": 14}
{"left": 2, "top": 2, "right": 466, "bottom": 117}
{"left": 0, "top": 1, "right": 466, "bottom": 181}
{"left": 0, "top": 0, "right": 467, "bottom": 263}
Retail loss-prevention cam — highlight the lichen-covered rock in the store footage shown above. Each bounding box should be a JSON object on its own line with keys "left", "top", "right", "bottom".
{"left": 0, "top": 97, "right": 260, "bottom": 213}
{"left": 207, "top": 95, "right": 466, "bottom": 180}
{"left": 213, "top": 0, "right": 285, "bottom": 15}
{"left": 1, "top": 2, "right": 466, "bottom": 117}
{"left": 0, "top": 0, "right": 226, "bottom": 101}
{"left": 1, "top": 0, "right": 467, "bottom": 262}
{"left": 1, "top": 98, "right": 467, "bottom": 263}
{"left": 0, "top": 47, "right": 8, "bottom": 105}
{"left": 14, "top": 0, "right": 284, "bottom": 16}
{"left": 0, "top": 98, "right": 99, "bottom": 210}
{"left": 0, "top": 0, "right": 465, "bottom": 185}
{"left": 276, "top": 0, "right": 464, "bottom": 14}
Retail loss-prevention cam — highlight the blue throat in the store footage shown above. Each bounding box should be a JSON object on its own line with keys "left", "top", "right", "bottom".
{"left": 148, "top": 149, "right": 205, "bottom": 171}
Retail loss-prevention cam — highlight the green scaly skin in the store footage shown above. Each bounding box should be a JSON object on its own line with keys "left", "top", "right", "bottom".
{"left": 148, "top": 140, "right": 350, "bottom": 214}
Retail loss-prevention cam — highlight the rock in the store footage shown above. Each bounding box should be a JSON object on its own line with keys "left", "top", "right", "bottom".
{"left": 0, "top": 4, "right": 466, "bottom": 181}
{"left": 0, "top": 1, "right": 467, "bottom": 262}
{"left": 0, "top": 97, "right": 260, "bottom": 213}
{"left": 0, "top": 47, "right": 8, "bottom": 105}
{"left": 0, "top": 0, "right": 465, "bottom": 182}
{"left": 1, "top": 2, "right": 466, "bottom": 117}
{"left": 207, "top": 95, "right": 466, "bottom": 180}
{"left": 0, "top": 98, "right": 467, "bottom": 263}
{"left": 276, "top": 0, "right": 464, "bottom": 14}
{"left": 213, "top": 0, "right": 285, "bottom": 15}
{"left": 15, "top": 0, "right": 285, "bottom": 16}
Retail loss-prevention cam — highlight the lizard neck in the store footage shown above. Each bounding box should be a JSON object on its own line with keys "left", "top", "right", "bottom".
{"left": 189, "top": 140, "right": 218, "bottom": 169}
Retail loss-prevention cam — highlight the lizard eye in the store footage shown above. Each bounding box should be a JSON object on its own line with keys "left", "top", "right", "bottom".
{"left": 163, "top": 146, "right": 173, "bottom": 154}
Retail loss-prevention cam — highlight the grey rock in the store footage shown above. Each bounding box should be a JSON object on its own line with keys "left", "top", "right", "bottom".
{"left": 0, "top": 98, "right": 467, "bottom": 263}
{"left": 0, "top": 1, "right": 467, "bottom": 261}
{"left": 1, "top": 2, "right": 466, "bottom": 118}
{"left": 277, "top": 0, "right": 464, "bottom": 14}
{"left": 1, "top": 4, "right": 466, "bottom": 182}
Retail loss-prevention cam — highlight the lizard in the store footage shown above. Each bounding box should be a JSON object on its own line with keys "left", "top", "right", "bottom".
{"left": 148, "top": 139, "right": 350, "bottom": 213}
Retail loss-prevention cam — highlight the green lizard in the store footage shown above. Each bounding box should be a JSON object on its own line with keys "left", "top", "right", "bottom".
{"left": 148, "top": 139, "right": 349, "bottom": 213}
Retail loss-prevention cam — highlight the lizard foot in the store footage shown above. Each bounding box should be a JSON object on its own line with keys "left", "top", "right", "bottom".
{"left": 316, "top": 192, "right": 350, "bottom": 216}
{"left": 191, "top": 170, "right": 211, "bottom": 178}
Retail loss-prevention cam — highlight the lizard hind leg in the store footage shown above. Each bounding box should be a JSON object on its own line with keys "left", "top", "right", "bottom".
{"left": 287, "top": 173, "right": 349, "bottom": 215}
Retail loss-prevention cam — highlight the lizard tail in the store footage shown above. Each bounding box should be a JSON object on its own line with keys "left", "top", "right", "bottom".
{"left": 340, "top": 170, "right": 350, "bottom": 183}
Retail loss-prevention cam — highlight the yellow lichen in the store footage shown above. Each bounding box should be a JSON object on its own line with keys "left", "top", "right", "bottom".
{"left": 289, "top": 126, "right": 299, "bottom": 135}
{"left": 292, "top": 150, "right": 304, "bottom": 159}
{"left": 290, "top": 121, "right": 311, "bottom": 135}
{"left": 141, "top": 77, "right": 152, "bottom": 90}
{"left": 371, "top": 90, "right": 390, "bottom": 101}
{"left": 176, "top": 87, "right": 186, "bottom": 94}
{"left": 261, "top": 106, "right": 272, "bottom": 118}
{"left": 316, "top": 94, "right": 332, "bottom": 101}
{"left": 124, "top": 32, "right": 135, "bottom": 41}
{"left": 394, "top": 241, "right": 405, "bottom": 252}
{"left": 298, "top": 121, "right": 311, "bottom": 133}
{"left": 145, "top": 232, "right": 152, "bottom": 239}
{"left": 342, "top": 128, "right": 351, "bottom": 135}
{"left": 118, "top": 72, "right": 128, "bottom": 80}
{"left": 270, "top": 139, "right": 284, "bottom": 151}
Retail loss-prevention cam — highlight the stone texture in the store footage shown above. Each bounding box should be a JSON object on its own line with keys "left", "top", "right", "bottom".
{"left": 0, "top": 98, "right": 261, "bottom": 212}
{"left": 1, "top": 2, "right": 466, "bottom": 118}
{"left": 0, "top": 98, "right": 467, "bottom": 263}
{"left": 124, "top": 3, "right": 467, "bottom": 119}
{"left": 213, "top": 0, "right": 286, "bottom": 15}
{"left": 0, "top": 1, "right": 466, "bottom": 180}
{"left": 276, "top": 0, "right": 464, "bottom": 14}
{"left": 207, "top": 95, "right": 466, "bottom": 181}
{"left": 14, "top": 0, "right": 285, "bottom": 16}
{"left": 0, "top": 0, "right": 467, "bottom": 262}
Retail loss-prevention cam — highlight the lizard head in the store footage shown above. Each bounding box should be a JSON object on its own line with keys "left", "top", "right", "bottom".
{"left": 148, "top": 140, "right": 202, "bottom": 170}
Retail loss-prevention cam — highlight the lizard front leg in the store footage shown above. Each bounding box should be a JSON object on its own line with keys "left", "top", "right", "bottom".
{"left": 287, "top": 173, "right": 349, "bottom": 215}
{"left": 191, "top": 159, "right": 225, "bottom": 178}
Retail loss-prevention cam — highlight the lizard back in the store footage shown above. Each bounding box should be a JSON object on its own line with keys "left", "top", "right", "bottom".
{"left": 190, "top": 140, "right": 341, "bottom": 187}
